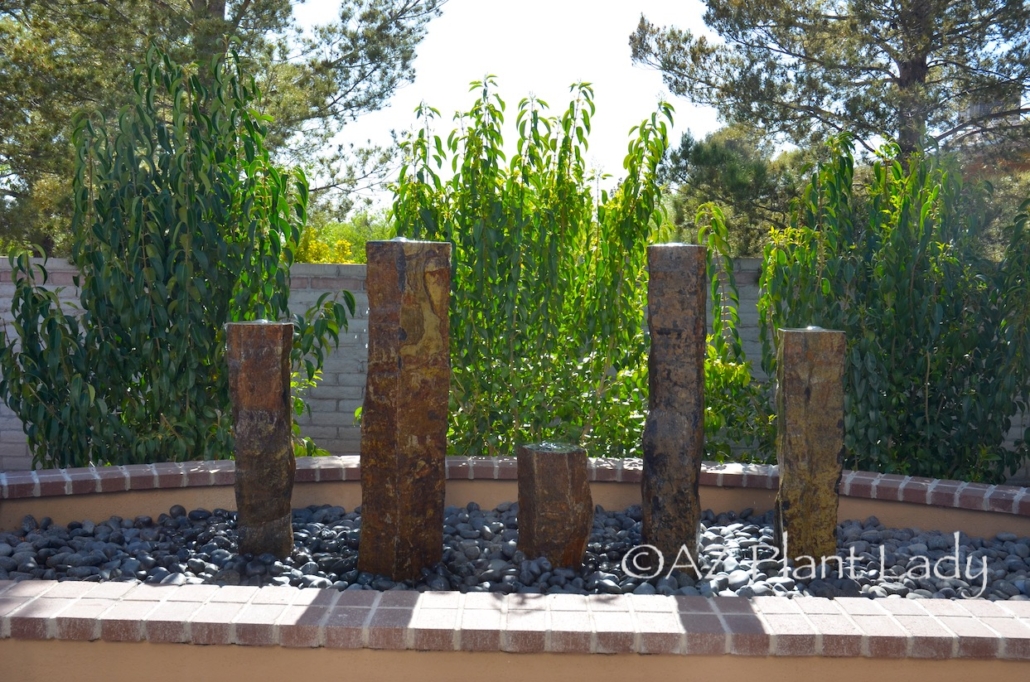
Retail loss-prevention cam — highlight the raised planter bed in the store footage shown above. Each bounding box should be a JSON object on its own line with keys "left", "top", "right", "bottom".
{"left": 2, "top": 457, "right": 1030, "bottom": 681}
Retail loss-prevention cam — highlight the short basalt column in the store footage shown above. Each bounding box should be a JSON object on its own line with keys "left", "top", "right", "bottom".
{"left": 641, "top": 244, "right": 707, "bottom": 565}
{"left": 227, "top": 321, "right": 295, "bottom": 559}
{"left": 774, "top": 327, "right": 846, "bottom": 563}
{"left": 358, "top": 239, "right": 451, "bottom": 581}
{"left": 516, "top": 443, "right": 593, "bottom": 569}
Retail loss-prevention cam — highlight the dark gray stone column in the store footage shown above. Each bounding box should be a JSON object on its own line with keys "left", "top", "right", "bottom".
{"left": 516, "top": 443, "right": 593, "bottom": 569}
{"left": 774, "top": 327, "right": 846, "bottom": 563}
{"left": 641, "top": 244, "right": 707, "bottom": 567}
{"left": 358, "top": 239, "right": 451, "bottom": 581}
{"left": 227, "top": 321, "right": 295, "bottom": 559}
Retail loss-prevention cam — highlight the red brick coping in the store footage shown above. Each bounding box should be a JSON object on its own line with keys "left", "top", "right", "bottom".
{"left": 2, "top": 457, "right": 1029, "bottom": 518}
{"left": 2, "top": 580, "right": 1030, "bottom": 658}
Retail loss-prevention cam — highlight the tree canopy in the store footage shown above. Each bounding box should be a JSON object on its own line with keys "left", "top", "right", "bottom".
{"left": 0, "top": 0, "right": 443, "bottom": 252}
{"left": 631, "top": 0, "right": 1030, "bottom": 157}
{"left": 664, "top": 124, "right": 813, "bottom": 256}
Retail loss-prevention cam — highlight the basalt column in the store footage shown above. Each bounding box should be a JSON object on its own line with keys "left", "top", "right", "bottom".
{"left": 641, "top": 244, "right": 707, "bottom": 565}
{"left": 516, "top": 443, "right": 593, "bottom": 569}
{"left": 358, "top": 239, "right": 451, "bottom": 581}
{"left": 774, "top": 327, "right": 846, "bottom": 563}
{"left": 227, "top": 321, "right": 295, "bottom": 559}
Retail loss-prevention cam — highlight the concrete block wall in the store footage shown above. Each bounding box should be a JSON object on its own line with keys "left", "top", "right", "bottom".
{"left": 287, "top": 264, "right": 369, "bottom": 460}
{"left": 707, "top": 258, "right": 764, "bottom": 378}
{"left": 0, "top": 262, "right": 81, "bottom": 472}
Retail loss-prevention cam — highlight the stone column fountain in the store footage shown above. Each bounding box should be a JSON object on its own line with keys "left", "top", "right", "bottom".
{"left": 358, "top": 239, "right": 451, "bottom": 581}
{"left": 516, "top": 443, "right": 593, "bottom": 569}
{"left": 641, "top": 244, "right": 707, "bottom": 567}
{"left": 774, "top": 327, "right": 846, "bottom": 563}
{"left": 226, "top": 321, "right": 295, "bottom": 559}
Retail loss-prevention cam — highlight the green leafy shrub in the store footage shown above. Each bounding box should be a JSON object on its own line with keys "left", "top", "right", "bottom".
{"left": 697, "top": 204, "right": 775, "bottom": 462}
{"left": 759, "top": 137, "right": 1030, "bottom": 482}
{"left": 391, "top": 80, "right": 771, "bottom": 461}
{"left": 0, "top": 47, "right": 354, "bottom": 468}
{"left": 392, "top": 80, "right": 668, "bottom": 458}
{"left": 294, "top": 210, "right": 394, "bottom": 264}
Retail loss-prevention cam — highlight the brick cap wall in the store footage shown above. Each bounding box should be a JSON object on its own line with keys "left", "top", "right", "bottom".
{"left": 2, "top": 580, "right": 1029, "bottom": 658}
{"left": 1, "top": 457, "right": 1028, "bottom": 517}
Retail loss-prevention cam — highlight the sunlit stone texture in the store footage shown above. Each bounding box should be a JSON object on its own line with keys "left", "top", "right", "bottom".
{"left": 641, "top": 244, "right": 707, "bottom": 566}
{"left": 774, "top": 327, "right": 846, "bottom": 563}
{"left": 516, "top": 443, "right": 593, "bottom": 569}
{"left": 227, "top": 321, "right": 295, "bottom": 559}
{"left": 358, "top": 239, "right": 451, "bottom": 581}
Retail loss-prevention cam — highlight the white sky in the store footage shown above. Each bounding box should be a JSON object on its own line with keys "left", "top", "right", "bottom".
{"left": 293, "top": 0, "right": 721, "bottom": 203}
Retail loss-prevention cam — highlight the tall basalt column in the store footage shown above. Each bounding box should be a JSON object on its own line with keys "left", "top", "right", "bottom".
{"left": 774, "top": 327, "right": 846, "bottom": 563}
{"left": 227, "top": 321, "right": 295, "bottom": 559}
{"left": 642, "top": 244, "right": 707, "bottom": 566}
{"left": 358, "top": 239, "right": 451, "bottom": 581}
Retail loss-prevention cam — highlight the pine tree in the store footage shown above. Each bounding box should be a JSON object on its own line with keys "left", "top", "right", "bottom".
{"left": 631, "top": 1, "right": 1030, "bottom": 158}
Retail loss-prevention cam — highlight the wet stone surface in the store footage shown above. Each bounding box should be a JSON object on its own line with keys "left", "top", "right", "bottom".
{"left": 774, "top": 328, "right": 846, "bottom": 562}
{"left": 642, "top": 244, "right": 707, "bottom": 562}
{"left": 359, "top": 239, "right": 450, "bottom": 581}
{"left": 517, "top": 443, "right": 593, "bottom": 570}
{"left": 226, "top": 321, "right": 295, "bottom": 560}
{"left": 1, "top": 505, "right": 1028, "bottom": 601}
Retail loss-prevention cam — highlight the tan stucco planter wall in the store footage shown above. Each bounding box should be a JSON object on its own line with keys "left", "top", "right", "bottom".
{"left": 6, "top": 640, "right": 1030, "bottom": 682}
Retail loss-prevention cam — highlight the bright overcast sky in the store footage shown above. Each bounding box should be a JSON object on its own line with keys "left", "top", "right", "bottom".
{"left": 293, "top": 0, "right": 721, "bottom": 201}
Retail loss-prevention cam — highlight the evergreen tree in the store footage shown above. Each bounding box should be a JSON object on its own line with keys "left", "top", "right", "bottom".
{"left": 0, "top": 0, "right": 444, "bottom": 251}
{"left": 631, "top": 1, "right": 1030, "bottom": 157}
{"left": 665, "top": 124, "right": 813, "bottom": 256}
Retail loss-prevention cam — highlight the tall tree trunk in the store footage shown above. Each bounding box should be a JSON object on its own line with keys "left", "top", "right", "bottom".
{"left": 897, "top": 56, "right": 929, "bottom": 159}
{"left": 895, "top": 0, "right": 933, "bottom": 163}
{"left": 192, "top": 0, "right": 228, "bottom": 72}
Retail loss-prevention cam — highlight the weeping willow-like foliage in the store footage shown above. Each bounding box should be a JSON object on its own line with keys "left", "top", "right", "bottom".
{"left": 392, "top": 80, "right": 671, "bottom": 457}
{"left": 760, "top": 137, "right": 1030, "bottom": 482}
{"left": 0, "top": 47, "right": 353, "bottom": 468}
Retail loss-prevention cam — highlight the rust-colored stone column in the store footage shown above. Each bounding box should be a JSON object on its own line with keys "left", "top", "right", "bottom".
{"left": 641, "top": 244, "right": 707, "bottom": 567}
{"left": 774, "top": 327, "right": 846, "bottom": 563}
{"left": 516, "top": 443, "right": 593, "bottom": 569}
{"left": 226, "top": 321, "right": 295, "bottom": 559}
{"left": 358, "top": 239, "right": 450, "bottom": 581}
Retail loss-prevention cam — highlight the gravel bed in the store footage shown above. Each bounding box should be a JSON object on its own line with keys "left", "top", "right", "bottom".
{"left": 1, "top": 503, "right": 1028, "bottom": 600}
